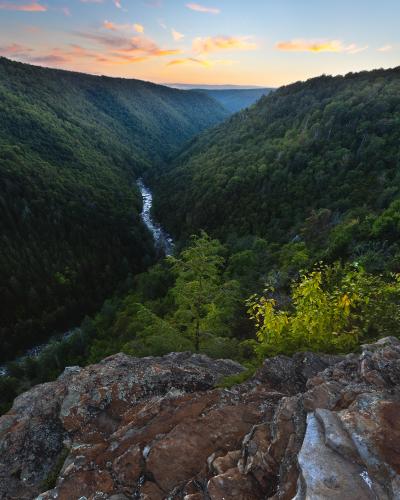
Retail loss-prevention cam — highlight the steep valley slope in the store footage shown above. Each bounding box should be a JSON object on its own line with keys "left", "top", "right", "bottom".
{"left": 0, "top": 57, "right": 227, "bottom": 361}
{"left": 153, "top": 67, "right": 400, "bottom": 276}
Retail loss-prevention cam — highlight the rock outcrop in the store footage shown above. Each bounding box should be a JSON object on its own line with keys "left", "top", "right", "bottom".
{"left": 1, "top": 339, "right": 400, "bottom": 499}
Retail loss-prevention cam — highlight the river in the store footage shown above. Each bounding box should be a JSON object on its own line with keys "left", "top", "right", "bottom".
{"left": 0, "top": 181, "right": 173, "bottom": 377}
{"left": 137, "top": 179, "right": 174, "bottom": 256}
{"left": 0, "top": 329, "right": 76, "bottom": 377}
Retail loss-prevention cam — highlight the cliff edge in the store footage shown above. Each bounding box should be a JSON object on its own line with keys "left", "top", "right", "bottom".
{"left": 1, "top": 339, "right": 400, "bottom": 499}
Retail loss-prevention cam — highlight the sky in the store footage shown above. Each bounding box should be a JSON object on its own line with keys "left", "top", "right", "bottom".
{"left": 0, "top": 0, "right": 399, "bottom": 87}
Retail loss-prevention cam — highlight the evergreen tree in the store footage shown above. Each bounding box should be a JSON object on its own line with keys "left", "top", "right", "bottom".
{"left": 169, "top": 232, "right": 239, "bottom": 351}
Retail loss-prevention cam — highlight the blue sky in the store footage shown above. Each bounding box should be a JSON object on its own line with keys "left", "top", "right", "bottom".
{"left": 0, "top": 0, "right": 398, "bottom": 86}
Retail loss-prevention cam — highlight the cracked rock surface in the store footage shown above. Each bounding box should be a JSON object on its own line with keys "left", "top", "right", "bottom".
{"left": 1, "top": 339, "right": 400, "bottom": 499}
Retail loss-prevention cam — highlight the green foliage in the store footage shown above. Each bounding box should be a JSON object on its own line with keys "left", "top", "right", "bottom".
{"left": 0, "top": 234, "right": 244, "bottom": 405}
{"left": 122, "top": 304, "right": 194, "bottom": 358}
{"left": 40, "top": 447, "right": 69, "bottom": 491}
{"left": 248, "top": 264, "right": 400, "bottom": 356}
{"left": 168, "top": 232, "right": 240, "bottom": 350}
{"left": 216, "top": 364, "right": 258, "bottom": 389}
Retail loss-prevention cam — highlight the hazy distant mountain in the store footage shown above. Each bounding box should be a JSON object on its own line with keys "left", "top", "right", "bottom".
{"left": 166, "top": 84, "right": 273, "bottom": 113}
{"left": 195, "top": 88, "right": 273, "bottom": 113}
{"left": 166, "top": 84, "right": 268, "bottom": 90}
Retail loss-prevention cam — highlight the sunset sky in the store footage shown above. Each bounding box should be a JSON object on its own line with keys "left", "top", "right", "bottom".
{"left": 0, "top": 0, "right": 399, "bottom": 86}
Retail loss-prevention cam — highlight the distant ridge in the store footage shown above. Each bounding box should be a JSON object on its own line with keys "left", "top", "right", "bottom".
{"left": 166, "top": 83, "right": 270, "bottom": 90}
{"left": 163, "top": 84, "right": 273, "bottom": 113}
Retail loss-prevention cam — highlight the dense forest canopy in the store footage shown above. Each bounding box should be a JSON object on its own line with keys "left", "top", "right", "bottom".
{"left": 0, "top": 57, "right": 227, "bottom": 361}
{"left": 153, "top": 67, "right": 400, "bottom": 275}
{"left": 2, "top": 65, "right": 400, "bottom": 414}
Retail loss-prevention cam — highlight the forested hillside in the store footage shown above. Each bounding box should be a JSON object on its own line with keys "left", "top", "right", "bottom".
{"left": 3, "top": 66, "right": 400, "bottom": 415}
{"left": 0, "top": 57, "right": 227, "bottom": 361}
{"left": 154, "top": 67, "right": 400, "bottom": 275}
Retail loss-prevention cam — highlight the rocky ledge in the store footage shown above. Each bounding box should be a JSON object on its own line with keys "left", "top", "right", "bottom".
{"left": 0, "top": 339, "right": 400, "bottom": 499}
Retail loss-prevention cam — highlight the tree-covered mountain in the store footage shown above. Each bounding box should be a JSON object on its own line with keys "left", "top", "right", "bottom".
{"left": 0, "top": 57, "right": 227, "bottom": 361}
{"left": 154, "top": 67, "right": 400, "bottom": 275}
{"left": 4, "top": 66, "right": 400, "bottom": 416}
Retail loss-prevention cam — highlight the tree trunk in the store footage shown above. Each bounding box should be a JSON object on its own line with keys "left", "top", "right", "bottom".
{"left": 195, "top": 317, "right": 200, "bottom": 352}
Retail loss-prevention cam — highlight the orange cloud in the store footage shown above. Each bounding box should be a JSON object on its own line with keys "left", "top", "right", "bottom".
{"left": 103, "top": 20, "right": 116, "bottom": 30}
{"left": 276, "top": 39, "right": 368, "bottom": 54}
{"left": 154, "top": 49, "right": 181, "bottom": 56}
{"left": 103, "top": 21, "right": 144, "bottom": 34}
{"left": 0, "top": 1, "right": 46, "bottom": 11}
{"left": 166, "top": 57, "right": 235, "bottom": 68}
{"left": 0, "top": 43, "right": 33, "bottom": 56}
{"left": 193, "top": 36, "right": 257, "bottom": 53}
{"left": 186, "top": 3, "right": 220, "bottom": 14}
{"left": 75, "top": 30, "right": 182, "bottom": 65}
{"left": 1, "top": 45, "right": 93, "bottom": 66}
{"left": 167, "top": 57, "right": 211, "bottom": 67}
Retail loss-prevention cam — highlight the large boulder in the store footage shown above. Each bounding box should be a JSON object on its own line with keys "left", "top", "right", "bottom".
{"left": 1, "top": 338, "right": 400, "bottom": 499}
{"left": 0, "top": 352, "right": 243, "bottom": 499}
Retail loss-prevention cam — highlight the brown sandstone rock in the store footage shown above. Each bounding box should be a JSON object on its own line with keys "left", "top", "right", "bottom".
{"left": 1, "top": 339, "right": 400, "bottom": 499}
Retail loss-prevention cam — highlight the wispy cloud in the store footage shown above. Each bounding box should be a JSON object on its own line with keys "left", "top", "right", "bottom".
{"left": 103, "top": 21, "right": 144, "bottom": 34}
{"left": 166, "top": 57, "right": 234, "bottom": 68}
{"left": 167, "top": 57, "right": 210, "bottom": 67}
{"left": 345, "top": 44, "right": 368, "bottom": 54}
{"left": 378, "top": 44, "right": 393, "bottom": 52}
{"left": 193, "top": 35, "right": 257, "bottom": 53}
{"left": 0, "top": 42, "right": 33, "bottom": 56}
{"left": 0, "top": 43, "right": 98, "bottom": 66}
{"left": 75, "top": 31, "right": 181, "bottom": 63}
{"left": 0, "top": 1, "right": 46, "bottom": 11}
{"left": 30, "top": 53, "right": 69, "bottom": 64}
{"left": 186, "top": 3, "right": 220, "bottom": 14}
{"left": 276, "top": 39, "right": 368, "bottom": 54}
{"left": 172, "top": 29, "right": 184, "bottom": 41}
{"left": 1, "top": 39, "right": 174, "bottom": 67}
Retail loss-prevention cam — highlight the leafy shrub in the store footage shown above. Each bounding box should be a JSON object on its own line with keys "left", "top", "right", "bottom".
{"left": 248, "top": 263, "right": 400, "bottom": 356}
